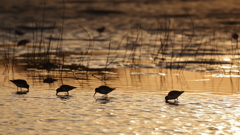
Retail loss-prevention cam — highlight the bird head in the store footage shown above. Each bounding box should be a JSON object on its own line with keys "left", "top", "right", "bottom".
{"left": 93, "top": 88, "right": 99, "bottom": 97}
{"left": 165, "top": 96, "right": 169, "bottom": 103}
{"left": 56, "top": 88, "right": 60, "bottom": 95}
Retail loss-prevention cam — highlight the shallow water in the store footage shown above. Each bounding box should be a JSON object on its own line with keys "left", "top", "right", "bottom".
{"left": 1, "top": 68, "right": 240, "bottom": 134}
{"left": 1, "top": 87, "right": 240, "bottom": 135}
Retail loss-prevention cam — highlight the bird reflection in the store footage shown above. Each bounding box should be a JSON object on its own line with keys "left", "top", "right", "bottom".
{"left": 15, "top": 91, "right": 28, "bottom": 95}
{"left": 95, "top": 96, "right": 111, "bottom": 104}
{"left": 166, "top": 100, "right": 180, "bottom": 106}
{"left": 57, "top": 95, "right": 72, "bottom": 100}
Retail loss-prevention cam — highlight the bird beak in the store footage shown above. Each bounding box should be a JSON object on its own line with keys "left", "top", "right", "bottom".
{"left": 93, "top": 91, "right": 97, "bottom": 97}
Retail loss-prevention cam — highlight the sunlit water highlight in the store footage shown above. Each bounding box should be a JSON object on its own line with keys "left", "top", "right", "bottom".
{"left": 1, "top": 0, "right": 240, "bottom": 134}
{"left": 1, "top": 87, "right": 240, "bottom": 135}
{"left": 1, "top": 68, "right": 240, "bottom": 135}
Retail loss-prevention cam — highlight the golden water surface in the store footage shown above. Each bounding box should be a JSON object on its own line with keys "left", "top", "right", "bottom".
{"left": 1, "top": 68, "right": 240, "bottom": 135}
{"left": 1, "top": 0, "right": 240, "bottom": 134}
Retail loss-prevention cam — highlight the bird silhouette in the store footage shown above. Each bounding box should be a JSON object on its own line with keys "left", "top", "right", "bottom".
{"left": 17, "top": 39, "right": 30, "bottom": 46}
{"left": 232, "top": 33, "right": 239, "bottom": 40}
{"left": 43, "top": 77, "right": 57, "bottom": 84}
{"left": 14, "top": 30, "right": 25, "bottom": 36}
{"left": 93, "top": 85, "right": 115, "bottom": 97}
{"left": 96, "top": 26, "right": 105, "bottom": 36}
{"left": 165, "top": 90, "right": 184, "bottom": 103}
{"left": 10, "top": 79, "right": 29, "bottom": 92}
{"left": 56, "top": 85, "right": 76, "bottom": 96}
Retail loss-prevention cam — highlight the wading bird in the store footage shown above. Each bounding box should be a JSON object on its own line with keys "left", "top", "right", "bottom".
{"left": 14, "top": 30, "right": 25, "bottom": 36}
{"left": 43, "top": 77, "right": 57, "bottom": 84}
{"left": 96, "top": 26, "right": 105, "bottom": 36}
{"left": 10, "top": 79, "right": 29, "bottom": 92}
{"left": 165, "top": 90, "right": 184, "bottom": 103}
{"left": 232, "top": 33, "right": 239, "bottom": 40}
{"left": 93, "top": 85, "right": 115, "bottom": 97}
{"left": 17, "top": 39, "right": 30, "bottom": 46}
{"left": 56, "top": 85, "right": 76, "bottom": 96}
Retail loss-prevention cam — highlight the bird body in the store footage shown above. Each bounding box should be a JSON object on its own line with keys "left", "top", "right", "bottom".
{"left": 165, "top": 90, "right": 184, "bottom": 103}
{"left": 56, "top": 85, "right": 76, "bottom": 95}
{"left": 96, "top": 26, "right": 105, "bottom": 36}
{"left": 96, "top": 26, "right": 105, "bottom": 33}
{"left": 232, "top": 33, "right": 239, "bottom": 40}
{"left": 10, "top": 79, "right": 29, "bottom": 92}
{"left": 93, "top": 85, "right": 115, "bottom": 97}
{"left": 17, "top": 39, "right": 30, "bottom": 46}
{"left": 43, "top": 77, "right": 57, "bottom": 83}
{"left": 14, "top": 30, "right": 25, "bottom": 36}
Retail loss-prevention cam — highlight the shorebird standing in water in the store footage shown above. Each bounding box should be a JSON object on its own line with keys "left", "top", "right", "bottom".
{"left": 43, "top": 77, "right": 57, "bottom": 84}
{"left": 165, "top": 90, "right": 184, "bottom": 103}
{"left": 17, "top": 39, "right": 30, "bottom": 46}
{"left": 10, "top": 79, "right": 29, "bottom": 92}
{"left": 96, "top": 26, "right": 105, "bottom": 36}
{"left": 56, "top": 85, "right": 76, "bottom": 96}
{"left": 232, "top": 33, "right": 239, "bottom": 40}
{"left": 14, "top": 30, "right": 25, "bottom": 36}
{"left": 93, "top": 85, "right": 115, "bottom": 97}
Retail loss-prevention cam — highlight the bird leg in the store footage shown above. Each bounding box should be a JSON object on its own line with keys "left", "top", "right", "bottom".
{"left": 174, "top": 98, "right": 180, "bottom": 103}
